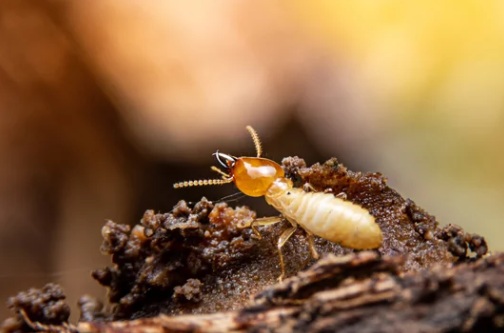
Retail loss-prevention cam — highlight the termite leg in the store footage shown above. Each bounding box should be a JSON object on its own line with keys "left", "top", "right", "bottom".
{"left": 248, "top": 216, "right": 283, "bottom": 239}
{"left": 277, "top": 218, "right": 298, "bottom": 281}
{"left": 210, "top": 166, "right": 230, "bottom": 179}
{"left": 335, "top": 192, "right": 347, "bottom": 200}
{"left": 306, "top": 231, "right": 319, "bottom": 259}
{"left": 302, "top": 182, "right": 316, "bottom": 192}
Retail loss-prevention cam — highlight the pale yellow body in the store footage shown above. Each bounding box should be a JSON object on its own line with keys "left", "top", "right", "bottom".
{"left": 265, "top": 178, "right": 382, "bottom": 249}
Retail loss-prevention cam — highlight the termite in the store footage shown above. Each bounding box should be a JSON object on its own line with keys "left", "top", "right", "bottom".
{"left": 174, "top": 126, "right": 383, "bottom": 280}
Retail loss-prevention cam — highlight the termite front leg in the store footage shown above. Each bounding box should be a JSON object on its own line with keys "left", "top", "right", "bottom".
{"left": 210, "top": 166, "right": 231, "bottom": 180}
{"left": 249, "top": 216, "right": 283, "bottom": 239}
{"left": 277, "top": 218, "right": 298, "bottom": 281}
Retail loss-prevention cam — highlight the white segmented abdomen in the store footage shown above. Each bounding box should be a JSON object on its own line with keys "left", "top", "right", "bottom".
{"left": 271, "top": 189, "right": 382, "bottom": 249}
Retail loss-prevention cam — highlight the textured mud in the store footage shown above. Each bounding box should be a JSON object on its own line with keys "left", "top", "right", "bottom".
{"left": 284, "top": 157, "right": 487, "bottom": 269}
{"left": 2, "top": 157, "right": 489, "bottom": 330}
{"left": 91, "top": 156, "right": 487, "bottom": 319}
{"left": 91, "top": 198, "right": 260, "bottom": 319}
{"left": 2, "top": 284, "right": 70, "bottom": 333}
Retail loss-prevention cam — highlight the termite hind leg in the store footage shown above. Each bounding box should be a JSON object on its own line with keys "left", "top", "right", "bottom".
{"left": 306, "top": 231, "right": 319, "bottom": 259}
{"left": 249, "top": 216, "right": 283, "bottom": 239}
{"left": 335, "top": 192, "right": 348, "bottom": 200}
{"left": 277, "top": 220, "right": 298, "bottom": 281}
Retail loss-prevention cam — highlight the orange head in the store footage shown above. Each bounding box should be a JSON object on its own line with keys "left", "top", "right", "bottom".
{"left": 173, "top": 125, "right": 284, "bottom": 197}
{"left": 213, "top": 152, "right": 284, "bottom": 197}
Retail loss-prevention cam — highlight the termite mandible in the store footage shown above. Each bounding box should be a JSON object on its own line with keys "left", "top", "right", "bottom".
{"left": 174, "top": 126, "right": 383, "bottom": 280}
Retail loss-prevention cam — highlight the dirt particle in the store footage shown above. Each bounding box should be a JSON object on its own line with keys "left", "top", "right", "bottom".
{"left": 173, "top": 279, "right": 203, "bottom": 302}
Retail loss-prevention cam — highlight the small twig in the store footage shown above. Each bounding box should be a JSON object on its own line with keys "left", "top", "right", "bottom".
{"left": 19, "top": 309, "right": 77, "bottom": 333}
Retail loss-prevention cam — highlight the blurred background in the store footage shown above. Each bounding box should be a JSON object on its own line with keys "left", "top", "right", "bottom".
{"left": 1, "top": 0, "right": 504, "bottom": 321}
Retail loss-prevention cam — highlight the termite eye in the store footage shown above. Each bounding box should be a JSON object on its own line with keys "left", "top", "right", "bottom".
{"left": 232, "top": 158, "right": 284, "bottom": 197}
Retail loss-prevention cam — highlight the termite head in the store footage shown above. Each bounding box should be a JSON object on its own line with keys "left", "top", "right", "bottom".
{"left": 173, "top": 126, "right": 285, "bottom": 197}
{"left": 228, "top": 156, "right": 285, "bottom": 197}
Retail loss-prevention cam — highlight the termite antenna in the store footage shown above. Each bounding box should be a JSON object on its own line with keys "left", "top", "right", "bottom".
{"left": 173, "top": 178, "right": 233, "bottom": 189}
{"left": 246, "top": 125, "right": 262, "bottom": 157}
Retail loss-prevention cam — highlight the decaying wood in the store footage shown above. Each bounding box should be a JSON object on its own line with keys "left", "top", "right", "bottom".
{"left": 86, "top": 158, "right": 488, "bottom": 321}
{"left": 2, "top": 158, "right": 497, "bottom": 333}
{"left": 71, "top": 252, "right": 504, "bottom": 333}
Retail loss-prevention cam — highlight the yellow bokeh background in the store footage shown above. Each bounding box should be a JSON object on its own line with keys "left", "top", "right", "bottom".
{"left": 291, "top": 1, "right": 504, "bottom": 248}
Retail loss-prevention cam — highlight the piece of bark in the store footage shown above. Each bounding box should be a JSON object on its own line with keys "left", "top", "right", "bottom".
{"left": 75, "top": 252, "right": 504, "bottom": 333}
{"left": 6, "top": 252, "right": 504, "bottom": 332}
